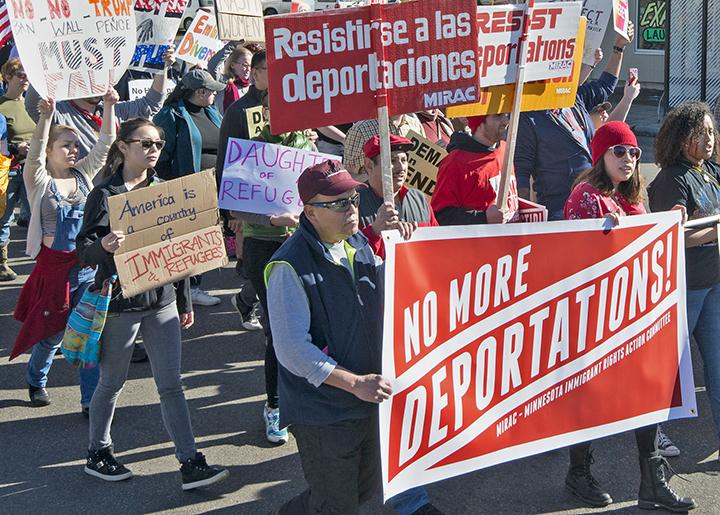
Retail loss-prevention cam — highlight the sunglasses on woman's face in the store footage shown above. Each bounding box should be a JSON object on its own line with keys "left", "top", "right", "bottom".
{"left": 608, "top": 145, "right": 642, "bottom": 160}
{"left": 126, "top": 139, "right": 165, "bottom": 151}
{"left": 306, "top": 193, "right": 360, "bottom": 212}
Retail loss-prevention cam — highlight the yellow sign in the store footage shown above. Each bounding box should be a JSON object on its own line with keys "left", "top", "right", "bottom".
{"left": 404, "top": 131, "right": 447, "bottom": 198}
{"left": 246, "top": 105, "right": 267, "bottom": 138}
{"left": 447, "top": 18, "right": 587, "bottom": 117}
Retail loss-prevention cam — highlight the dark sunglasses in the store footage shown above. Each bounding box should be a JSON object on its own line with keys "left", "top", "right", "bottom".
{"left": 608, "top": 145, "right": 642, "bottom": 159}
{"left": 306, "top": 193, "right": 360, "bottom": 212}
{"left": 125, "top": 139, "right": 165, "bottom": 151}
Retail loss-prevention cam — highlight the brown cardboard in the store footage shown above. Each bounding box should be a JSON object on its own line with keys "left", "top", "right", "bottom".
{"left": 215, "top": 0, "right": 265, "bottom": 42}
{"left": 108, "top": 170, "right": 228, "bottom": 298}
{"left": 403, "top": 130, "right": 447, "bottom": 198}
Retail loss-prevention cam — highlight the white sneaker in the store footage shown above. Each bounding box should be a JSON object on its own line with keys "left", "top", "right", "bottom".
{"left": 191, "top": 288, "right": 221, "bottom": 307}
{"left": 657, "top": 426, "right": 680, "bottom": 457}
{"left": 263, "top": 403, "right": 288, "bottom": 444}
{"left": 230, "top": 294, "right": 263, "bottom": 331}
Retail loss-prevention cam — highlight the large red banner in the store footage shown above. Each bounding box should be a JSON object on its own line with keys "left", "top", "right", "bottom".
{"left": 380, "top": 212, "right": 696, "bottom": 499}
{"left": 264, "top": 0, "right": 478, "bottom": 134}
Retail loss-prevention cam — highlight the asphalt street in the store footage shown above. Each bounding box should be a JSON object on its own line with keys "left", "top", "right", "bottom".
{"left": 0, "top": 220, "right": 718, "bottom": 515}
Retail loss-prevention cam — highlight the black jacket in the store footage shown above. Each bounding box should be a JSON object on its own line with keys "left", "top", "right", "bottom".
{"left": 77, "top": 168, "right": 192, "bottom": 314}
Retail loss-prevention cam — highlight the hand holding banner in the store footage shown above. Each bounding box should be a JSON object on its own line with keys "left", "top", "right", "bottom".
{"left": 7, "top": 0, "right": 136, "bottom": 101}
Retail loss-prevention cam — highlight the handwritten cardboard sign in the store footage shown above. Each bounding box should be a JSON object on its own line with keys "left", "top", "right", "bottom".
{"left": 107, "top": 170, "right": 228, "bottom": 298}
{"left": 7, "top": 0, "right": 136, "bottom": 101}
{"left": 218, "top": 138, "right": 337, "bottom": 215}
{"left": 177, "top": 10, "right": 223, "bottom": 67}
{"left": 127, "top": 78, "right": 176, "bottom": 100}
{"left": 404, "top": 130, "right": 447, "bottom": 198}
{"left": 131, "top": 0, "right": 187, "bottom": 72}
{"left": 245, "top": 106, "right": 267, "bottom": 139}
{"left": 215, "top": 0, "right": 265, "bottom": 43}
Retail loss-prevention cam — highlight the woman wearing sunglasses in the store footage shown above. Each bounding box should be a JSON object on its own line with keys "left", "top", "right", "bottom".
{"left": 11, "top": 91, "right": 116, "bottom": 411}
{"left": 76, "top": 118, "right": 229, "bottom": 490}
{"left": 562, "top": 121, "right": 696, "bottom": 512}
{"left": 650, "top": 101, "right": 720, "bottom": 463}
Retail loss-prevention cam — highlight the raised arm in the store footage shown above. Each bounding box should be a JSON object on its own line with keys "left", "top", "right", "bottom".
{"left": 23, "top": 98, "right": 54, "bottom": 193}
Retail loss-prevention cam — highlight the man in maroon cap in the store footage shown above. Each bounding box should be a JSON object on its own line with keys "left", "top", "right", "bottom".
{"left": 359, "top": 134, "right": 439, "bottom": 258}
{"left": 431, "top": 114, "right": 519, "bottom": 225}
{"left": 264, "top": 159, "right": 389, "bottom": 514}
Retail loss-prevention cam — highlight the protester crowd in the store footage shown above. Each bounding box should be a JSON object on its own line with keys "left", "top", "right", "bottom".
{"left": 2, "top": 17, "right": 719, "bottom": 515}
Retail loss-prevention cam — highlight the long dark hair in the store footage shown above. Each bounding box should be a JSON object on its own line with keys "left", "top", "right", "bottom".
{"left": 163, "top": 82, "right": 195, "bottom": 107}
{"left": 573, "top": 154, "right": 644, "bottom": 204}
{"left": 655, "top": 101, "right": 716, "bottom": 168}
{"left": 99, "top": 118, "right": 164, "bottom": 179}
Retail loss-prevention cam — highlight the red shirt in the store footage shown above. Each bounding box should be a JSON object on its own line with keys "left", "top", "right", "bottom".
{"left": 564, "top": 181, "right": 645, "bottom": 220}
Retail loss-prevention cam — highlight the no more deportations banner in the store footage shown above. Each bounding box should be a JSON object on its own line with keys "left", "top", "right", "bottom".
{"left": 265, "top": 0, "right": 478, "bottom": 134}
{"left": 379, "top": 212, "right": 696, "bottom": 499}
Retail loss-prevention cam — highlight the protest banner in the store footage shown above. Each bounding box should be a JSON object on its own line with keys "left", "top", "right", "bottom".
{"left": 215, "top": 0, "right": 265, "bottom": 43}
{"left": 265, "top": 0, "right": 479, "bottom": 134}
{"left": 516, "top": 198, "right": 548, "bottom": 223}
{"left": 7, "top": 0, "right": 136, "bottom": 101}
{"left": 476, "top": 1, "right": 583, "bottom": 87}
{"left": 446, "top": 17, "right": 586, "bottom": 117}
{"left": 245, "top": 106, "right": 267, "bottom": 138}
{"left": 176, "top": 9, "right": 223, "bottom": 67}
{"left": 108, "top": 170, "right": 227, "bottom": 298}
{"left": 379, "top": 212, "right": 696, "bottom": 499}
{"left": 127, "top": 78, "right": 176, "bottom": 100}
{"left": 546, "top": 0, "right": 612, "bottom": 65}
{"left": 218, "top": 138, "right": 337, "bottom": 215}
{"left": 404, "top": 130, "right": 447, "bottom": 198}
{"left": 612, "top": 0, "right": 630, "bottom": 40}
{"left": 131, "top": 0, "right": 187, "bottom": 72}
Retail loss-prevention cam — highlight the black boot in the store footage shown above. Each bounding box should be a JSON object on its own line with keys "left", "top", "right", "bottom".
{"left": 565, "top": 444, "right": 612, "bottom": 507}
{"left": 28, "top": 384, "right": 50, "bottom": 406}
{"left": 638, "top": 453, "right": 697, "bottom": 512}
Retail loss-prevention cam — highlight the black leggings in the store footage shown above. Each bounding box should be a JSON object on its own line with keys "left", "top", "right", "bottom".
{"left": 570, "top": 424, "right": 658, "bottom": 465}
{"left": 243, "top": 237, "right": 284, "bottom": 409}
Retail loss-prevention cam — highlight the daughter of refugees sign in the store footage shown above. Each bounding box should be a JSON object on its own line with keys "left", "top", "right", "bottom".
{"left": 380, "top": 212, "right": 696, "bottom": 499}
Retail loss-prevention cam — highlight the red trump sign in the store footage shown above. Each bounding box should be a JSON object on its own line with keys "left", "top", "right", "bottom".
{"left": 380, "top": 212, "right": 696, "bottom": 499}
{"left": 264, "top": 0, "right": 478, "bottom": 134}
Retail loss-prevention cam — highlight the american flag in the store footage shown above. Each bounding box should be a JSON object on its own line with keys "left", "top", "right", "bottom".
{"left": 0, "top": 0, "right": 11, "bottom": 48}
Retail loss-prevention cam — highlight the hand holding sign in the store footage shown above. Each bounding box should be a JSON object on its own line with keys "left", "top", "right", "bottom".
{"left": 162, "top": 45, "right": 177, "bottom": 68}
{"left": 37, "top": 98, "right": 55, "bottom": 117}
{"left": 104, "top": 88, "right": 120, "bottom": 107}
{"left": 102, "top": 231, "right": 126, "bottom": 253}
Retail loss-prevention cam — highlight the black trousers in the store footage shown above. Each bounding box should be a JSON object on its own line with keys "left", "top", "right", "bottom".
{"left": 280, "top": 414, "right": 380, "bottom": 514}
{"left": 570, "top": 424, "right": 659, "bottom": 466}
{"left": 243, "top": 237, "right": 284, "bottom": 409}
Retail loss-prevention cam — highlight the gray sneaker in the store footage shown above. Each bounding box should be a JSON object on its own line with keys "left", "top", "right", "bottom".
{"left": 231, "top": 294, "right": 263, "bottom": 331}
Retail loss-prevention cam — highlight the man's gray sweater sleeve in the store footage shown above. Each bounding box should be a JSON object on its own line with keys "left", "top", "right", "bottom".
{"left": 267, "top": 262, "right": 337, "bottom": 387}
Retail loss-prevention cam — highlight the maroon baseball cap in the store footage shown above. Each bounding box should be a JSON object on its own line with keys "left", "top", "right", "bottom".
{"left": 298, "top": 160, "right": 366, "bottom": 204}
{"left": 363, "top": 134, "right": 414, "bottom": 159}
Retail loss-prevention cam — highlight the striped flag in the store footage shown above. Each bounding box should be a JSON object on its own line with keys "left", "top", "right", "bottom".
{"left": 0, "top": 0, "right": 12, "bottom": 48}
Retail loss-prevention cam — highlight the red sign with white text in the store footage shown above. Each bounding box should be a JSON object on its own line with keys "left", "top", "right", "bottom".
{"left": 379, "top": 213, "right": 696, "bottom": 499}
{"left": 264, "top": 0, "right": 478, "bottom": 133}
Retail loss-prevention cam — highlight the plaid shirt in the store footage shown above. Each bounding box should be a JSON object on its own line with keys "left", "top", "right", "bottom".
{"left": 343, "top": 114, "right": 425, "bottom": 173}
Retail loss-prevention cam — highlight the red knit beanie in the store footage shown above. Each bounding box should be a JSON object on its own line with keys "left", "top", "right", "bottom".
{"left": 467, "top": 115, "right": 487, "bottom": 134}
{"left": 591, "top": 121, "right": 638, "bottom": 166}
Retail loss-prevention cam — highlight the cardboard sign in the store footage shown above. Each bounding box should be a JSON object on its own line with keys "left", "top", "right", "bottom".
{"left": 218, "top": 138, "right": 338, "bottom": 215}
{"left": 265, "top": 0, "right": 479, "bottom": 134}
{"left": 7, "top": 0, "right": 136, "bottom": 101}
{"left": 446, "top": 17, "right": 586, "bottom": 117}
{"left": 476, "top": 2, "right": 583, "bottom": 87}
{"left": 176, "top": 10, "right": 223, "bottom": 67}
{"left": 404, "top": 130, "right": 447, "bottom": 198}
{"left": 215, "top": 0, "right": 265, "bottom": 43}
{"left": 379, "top": 212, "right": 696, "bottom": 499}
{"left": 131, "top": 0, "right": 187, "bottom": 72}
{"left": 546, "top": 0, "right": 612, "bottom": 65}
{"left": 108, "top": 170, "right": 228, "bottom": 298}
{"left": 245, "top": 105, "right": 267, "bottom": 138}
{"left": 612, "top": 0, "right": 630, "bottom": 41}
{"left": 127, "top": 78, "right": 176, "bottom": 100}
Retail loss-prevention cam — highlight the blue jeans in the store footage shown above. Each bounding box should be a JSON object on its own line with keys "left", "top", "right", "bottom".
{"left": 26, "top": 266, "right": 99, "bottom": 407}
{"left": 0, "top": 172, "right": 29, "bottom": 246}
{"left": 686, "top": 284, "right": 720, "bottom": 442}
{"left": 389, "top": 486, "right": 431, "bottom": 515}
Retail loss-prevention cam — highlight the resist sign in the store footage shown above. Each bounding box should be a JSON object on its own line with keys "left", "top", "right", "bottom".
{"left": 7, "top": 0, "right": 136, "bottom": 101}
{"left": 380, "top": 212, "right": 696, "bottom": 499}
{"left": 218, "top": 138, "right": 337, "bottom": 215}
{"left": 265, "top": 0, "right": 478, "bottom": 134}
